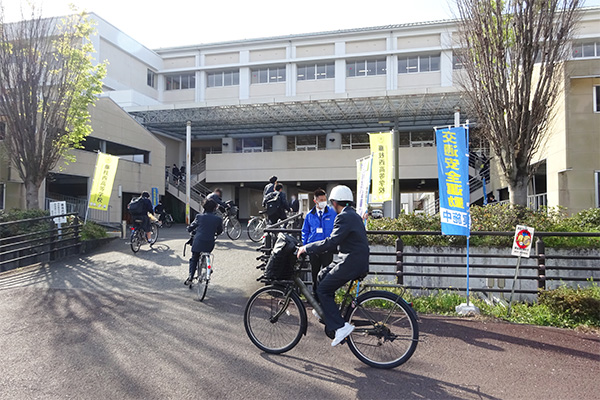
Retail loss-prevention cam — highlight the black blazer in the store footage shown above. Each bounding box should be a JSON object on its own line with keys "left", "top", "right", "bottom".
{"left": 305, "top": 206, "right": 370, "bottom": 276}
{"left": 188, "top": 212, "right": 223, "bottom": 253}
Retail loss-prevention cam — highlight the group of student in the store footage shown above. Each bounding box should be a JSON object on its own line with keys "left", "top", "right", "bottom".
{"left": 171, "top": 176, "right": 370, "bottom": 347}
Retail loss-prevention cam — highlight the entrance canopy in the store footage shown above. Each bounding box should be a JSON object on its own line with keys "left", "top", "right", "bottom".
{"left": 128, "top": 92, "right": 474, "bottom": 140}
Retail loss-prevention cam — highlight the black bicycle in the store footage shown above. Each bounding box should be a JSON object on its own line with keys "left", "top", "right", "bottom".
{"left": 243, "top": 256, "right": 419, "bottom": 369}
{"left": 130, "top": 218, "right": 158, "bottom": 253}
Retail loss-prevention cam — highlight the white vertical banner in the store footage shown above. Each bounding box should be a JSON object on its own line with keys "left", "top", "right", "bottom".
{"left": 356, "top": 154, "right": 373, "bottom": 218}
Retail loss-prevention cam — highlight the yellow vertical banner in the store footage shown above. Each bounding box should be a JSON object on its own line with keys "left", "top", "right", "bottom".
{"left": 89, "top": 152, "right": 119, "bottom": 210}
{"left": 369, "top": 131, "right": 393, "bottom": 203}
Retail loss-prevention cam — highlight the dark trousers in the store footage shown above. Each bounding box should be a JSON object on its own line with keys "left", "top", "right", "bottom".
{"left": 189, "top": 252, "right": 201, "bottom": 277}
{"left": 309, "top": 252, "right": 333, "bottom": 294}
{"left": 316, "top": 263, "right": 354, "bottom": 332}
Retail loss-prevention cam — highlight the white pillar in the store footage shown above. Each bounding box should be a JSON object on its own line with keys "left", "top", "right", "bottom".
{"left": 186, "top": 121, "right": 191, "bottom": 224}
{"left": 273, "top": 135, "right": 287, "bottom": 151}
{"left": 326, "top": 132, "right": 342, "bottom": 149}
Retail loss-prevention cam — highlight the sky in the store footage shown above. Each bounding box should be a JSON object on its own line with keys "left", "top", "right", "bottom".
{"left": 2, "top": 0, "right": 599, "bottom": 49}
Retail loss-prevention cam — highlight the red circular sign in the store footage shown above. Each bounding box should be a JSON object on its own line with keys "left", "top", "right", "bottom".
{"left": 515, "top": 229, "right": 532, "bottom": 249}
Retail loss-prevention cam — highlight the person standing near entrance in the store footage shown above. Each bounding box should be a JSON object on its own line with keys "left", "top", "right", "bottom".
{"left": 301, "top": 188, "right": 336, "bottom": 296}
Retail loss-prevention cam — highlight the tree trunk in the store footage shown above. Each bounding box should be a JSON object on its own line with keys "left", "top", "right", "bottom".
{"left": 25, "top": 180, "right": 40, "bottom": 210}
{"left": 508, "top": 177, "right": 528, "bottom": 207}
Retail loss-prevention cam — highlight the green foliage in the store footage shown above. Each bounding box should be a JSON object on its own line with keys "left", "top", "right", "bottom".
{"left": 367, "top": 205, "right": 600, "bottom": 249}
{"left": 0, "top": 209, "right": 50, "bottom": 238}
{"left": 398, "top": 284, "right": 600, "bottom": 330}
{"left": 80, "top": 221, "right": 108, "bottom": 240}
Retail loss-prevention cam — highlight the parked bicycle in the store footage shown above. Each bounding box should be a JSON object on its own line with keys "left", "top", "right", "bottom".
{"left": 157, "top": 213, "right": 173, "bottom": 228}
{"left": 243, "top": 252, "right": 419, "bottom": 369}
{"left": 217, "top": 201, "right": 242, "bottom": 240}
{"left": 247, "top": 211, "right": 269, "bottom": 242}
{"left": 129, "top": 218, "right": 158, "bottom": 253}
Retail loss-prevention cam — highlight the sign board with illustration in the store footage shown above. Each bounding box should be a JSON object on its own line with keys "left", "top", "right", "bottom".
{"left": 511, "top": 225, "right": 535, "bottom": 258}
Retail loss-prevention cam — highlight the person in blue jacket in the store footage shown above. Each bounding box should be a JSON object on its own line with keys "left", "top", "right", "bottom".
{"left": 185, "top": 199, "right": 223, "bottom": 285}
{"left": 301, "top": 188, "right": 336, "bottom": 296}
{"left": 297, "top": 185, "right": 370, "bottom": 347}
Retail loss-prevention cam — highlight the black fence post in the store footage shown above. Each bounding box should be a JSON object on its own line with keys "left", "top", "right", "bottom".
{"left": 396, "top": 236, "right": 404, "bottom": 285}
{"left": 536, "top": 238, "right": 546, "bottom": 293}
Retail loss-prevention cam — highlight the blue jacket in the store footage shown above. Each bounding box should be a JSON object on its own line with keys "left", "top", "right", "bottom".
{"left": 301, "top": 205, "right": 336, "bottom": 245}
{"left": 188, "top": 211, "right": 223, "bottom": 253}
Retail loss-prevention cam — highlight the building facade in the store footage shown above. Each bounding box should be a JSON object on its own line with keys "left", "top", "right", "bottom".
{"left": 1, "top": 8, "right": 599, "bottom": 221}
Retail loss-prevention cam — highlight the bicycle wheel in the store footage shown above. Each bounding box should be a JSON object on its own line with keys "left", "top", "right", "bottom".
{"left": 345, "top": 290, "right": 419, "bottom": 369}
{"left": 244, "top": 285, "right": 307, "bottom": 354}
{"left": 196, "top": 256, "right": 209, "bottom": 302}
{"left": 247, "top": 217, "right": 265, "bottom": 242}
{"left": 130, "top": 229, "right": 142, "bottom": 253}
{"left": 226, "top": 217, "right": 242, "bottom": 240}
{"left": 149, "top": 223, "right": 159, "bottom": 244}
{"left": 164, "top": 214, "right": 173, "bottom": 228}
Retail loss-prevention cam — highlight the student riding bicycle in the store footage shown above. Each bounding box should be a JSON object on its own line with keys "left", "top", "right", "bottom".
{"left": 296, "top": 185, "right": 370, "bottom": 347}
{"left": 185, "top": 199, "right": 223, "bottom": 285}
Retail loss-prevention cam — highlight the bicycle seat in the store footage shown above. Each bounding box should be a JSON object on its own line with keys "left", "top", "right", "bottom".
{"left": 258, "top": 210, "right": 266, "bottom": 215}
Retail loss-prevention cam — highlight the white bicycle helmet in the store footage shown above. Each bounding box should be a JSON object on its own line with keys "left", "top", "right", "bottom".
{"left": 329, "top": 185, "right": 353, "bottom": 203}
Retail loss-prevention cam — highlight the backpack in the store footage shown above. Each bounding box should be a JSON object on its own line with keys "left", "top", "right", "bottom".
{"left": 264, "top": 191, "right": 281, "bottom": 216}
{"left": 128, "top": 197, "right": 144, "bottom": 214}
{"left": 264, "top": 233, "right": 299, "bottom": 280}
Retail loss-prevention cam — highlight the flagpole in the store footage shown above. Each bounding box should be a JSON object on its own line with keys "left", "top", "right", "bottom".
{"left": 85, "top": 151, "right": 101, "bottom": 224}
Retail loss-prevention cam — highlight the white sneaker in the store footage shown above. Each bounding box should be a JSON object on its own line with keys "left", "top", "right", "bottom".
{"left": 331, "top": 323, "right": 354, "bottom": 347}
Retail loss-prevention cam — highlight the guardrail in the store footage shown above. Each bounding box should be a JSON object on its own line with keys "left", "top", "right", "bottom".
{"left": 259, "top": 228, "right": 600, "bottom": 300}
{"left": 0, "top": 213, "right": 82, "bottom": 272}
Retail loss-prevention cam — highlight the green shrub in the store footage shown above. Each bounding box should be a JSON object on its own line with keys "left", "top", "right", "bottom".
{"left": 538, "top": 283, "right": 600, "bottom": 327}
{"left": 80, "top": 221, "right": 108, "bottom": 240}
{"left": 367, "top": 205, "right": 600, "bottom": 249}
{"left": 0, "top": 209, "right": 50, "bottom": 238}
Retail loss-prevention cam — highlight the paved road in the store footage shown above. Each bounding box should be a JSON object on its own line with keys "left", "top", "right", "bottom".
{"left": 1, "top": 225, "right": 598, "bottom": 400}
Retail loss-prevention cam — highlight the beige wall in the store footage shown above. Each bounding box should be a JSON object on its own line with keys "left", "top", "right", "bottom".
{"left": 397, "top": 72, "right": 441, "bottom": 89}
{"left": 205, "top": 52, "right": 240, "bottom": 66}
{"left": 296, "top": 44, "right": 335, "bottom": 58}
{"left": 206, "top": 86, "right": 239, "bottom": 101}
{"left": 346, "top": 39, "right": 386, "bottom": 54}
{"left": 249, "top": 82, "right": 286, "bottom": 98}
{"left": 205, "top": 146, "right": 437, "bottom": 183}
{"left": 296, "top": 79, "right": 335, "bottom": 95}
{"left": 250, "top": 48, "right": 286, "bottom": 62}
{"left": 397, "top": 34, "right": 441, "bottom": 49}
{"left": 163, "top": 56, "right": 195, "bottom": 69}
{"left": 162, "top": 89, "right": 195, "bottom": 103}
{"left": 55, "top": 98, "right": 165, "bottom": 222}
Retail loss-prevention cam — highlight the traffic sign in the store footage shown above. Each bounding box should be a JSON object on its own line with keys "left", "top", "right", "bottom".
{"left": 511, "top": 225, "right": 535, "bottom": 258}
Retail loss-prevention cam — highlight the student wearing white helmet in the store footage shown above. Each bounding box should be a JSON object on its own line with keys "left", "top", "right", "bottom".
{"left": 297, "top": 185, "right": 370, "bottom": 347}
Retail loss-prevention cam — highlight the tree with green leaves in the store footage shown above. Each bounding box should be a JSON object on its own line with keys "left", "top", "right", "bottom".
{"left": 454, "top": 0, "right": 582, "bottom": 206}
{"left": 0, "top": 3, "right": 106, "bottom": 209}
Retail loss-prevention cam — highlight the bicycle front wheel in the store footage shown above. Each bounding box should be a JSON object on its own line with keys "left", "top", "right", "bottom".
{"left": 247, "top": 217, "right": 265, "bottom": 242}
{"left": 196, "top": 257, "right": 209, "bottom": 302}
{"left": 164, "top": 214, "right": 173, "bottom": 228}
{"left": 244, "top": 286, "right": 306, "bottom": 354}
{"left": 345, "top": 290, "right": 419, "bottom": 369}
{"left": 226, "top": 217, "right": 242, "bottom": 240}
{"left": 130, "top": 229, "right": 142, "bottom": 253}
{"left": 149, "top": 223, "right": 159, "bottom": 244}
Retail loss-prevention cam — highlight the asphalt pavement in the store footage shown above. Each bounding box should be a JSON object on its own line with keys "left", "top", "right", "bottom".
{"left": 0, "top": 225, "right": 598, "bottom": 400}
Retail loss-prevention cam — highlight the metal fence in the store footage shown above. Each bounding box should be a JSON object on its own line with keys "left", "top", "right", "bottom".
{"left": 0, "top": 213, "right": 82, "bottom": 272}
{"left": 261, "top": 227, "right": 600, "bottom": 300}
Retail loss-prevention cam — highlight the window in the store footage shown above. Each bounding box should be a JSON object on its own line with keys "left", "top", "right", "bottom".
{"left": 207, "top": 70, "right": 240, "bottom": 87}
{"left": 398, "top": 53, "right": 441, "bottom": 73}
{"left": 596, "top": 171, "right": 600, "bottom": 208}
{"left": 341, "top": 133, "right": 369, "bottom": 149}
{"left": 297, "top": 62, "right": 335, "bottom": 80}
{"left": 399, "top": 131, "right": 434, "bottom": 147}
{"left": 572, "top": 40, "right": 600, "bottom": 58}
{"left": 0, "top": 183, "right": 4, "bottom": 210}
{"left": 165, "top": 73, "right": 195, "bottom": 90}
{"left": 147, "top": 69, "right": 156, "bottom": 88}
{"left": 251, "top": 66, "right": 286, "bottom": 83}
{"left": 0, "top": 121, "right": 5, "bottom": 140}
{"left": 452, "top": 52, "right": 464, "bottom": 70}
{"left": 346, "top": 58, "right": 386, "bottom": 77}
{"left": 595, "top": 86, "right": 600, "bottom": 113}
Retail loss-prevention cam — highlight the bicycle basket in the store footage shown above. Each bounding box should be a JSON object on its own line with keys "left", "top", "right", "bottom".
{"left": 264, "top": 233, "right": 299, "bottom": 280}
{"left": 228, "top": 205, "right": 239, "bottom": 216}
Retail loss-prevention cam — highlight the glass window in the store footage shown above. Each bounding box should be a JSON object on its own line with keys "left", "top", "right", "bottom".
{"left": 259, "top": 69, "right": 268, "bottom": 83}
{"left": 165, "top": 73, "right": 195, "bottom": 90}
{"left": 595, "top": 86, "right": 600, "bottom": 113}
{"left": 583, "top": 42, "right": 596, "bottom": 57}
{"left": 0, "top": 183, "right": 4, "bottom": 210}
{"left": 407, "top": 57, "right": 418, "bottom": 73}
{"left": 251, "top": 67, "right": 286, "bottom": 84}
{"left": 316, "top": 64, "right": 326, "bottom": 79}
{"left": 0, "top": 121, "right": 5, "bottom": 140}
{"left": 326, "top": 63, "right": 335, "bottom": 78}
{"left": 147, "top": 69, "right": 156, "bottom": 88}
{"left": 223, "top": 72, "right": 232, "bottom": 86}
{"left": 297, "top": 65, "right": 306, "bottom": 81}
{"left": 430, "top": 54, "right": 440, "bottom": 71}
{"left": 419, "top": 56, "right": 430, "bottom": 72}
{"left": 377, "top": 59, "right": 387, "bottom": 75}
{"left": 596, "top": 171, "right": 600, "bottom": 208}
{"left": 572, "top": 42, "right": 583, "bottom": 58}
{"left": 398, "top": 57, "right": 408, "bottom": 74}
{"left": 306, "top": 65, "right": 316, "bottom": 80}
{"left": 347, "top": 61, "right": 357, "bottom": 77}
{"left": 366, "top": 59, "right": 377, "bottom": 76}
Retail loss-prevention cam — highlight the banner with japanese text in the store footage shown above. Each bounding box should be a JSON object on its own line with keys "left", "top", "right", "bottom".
{"left": 369, "top": 131, "right": 393, "bottom": 203}
{"left": 436, "top": 127, "right": 470, "bottom": 236}
{"left": 88, "top": 152, "right": 119, "bottom": 211}
{"left": 356, "top": 154, "right": 372, "bottom": 218}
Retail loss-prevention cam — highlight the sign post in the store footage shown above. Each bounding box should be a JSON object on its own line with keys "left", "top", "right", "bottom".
{"left": 50, "top": 201, "right": 67, "bottom": 238}
{"left": 508, "top": 225, "right": 535, "bottom": 314}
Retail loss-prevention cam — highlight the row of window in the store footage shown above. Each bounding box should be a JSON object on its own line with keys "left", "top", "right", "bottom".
{"left": 572, "top": 40, "right": 600, "bottom": 58}
{"left": 165, "top": 55, "right": 440, "bottom": 90}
